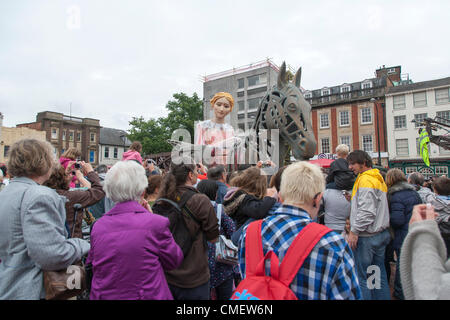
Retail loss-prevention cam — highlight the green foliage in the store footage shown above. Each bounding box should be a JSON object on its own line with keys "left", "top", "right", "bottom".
{"left": 127, "top": 92, "right": 203, "bottom": 155}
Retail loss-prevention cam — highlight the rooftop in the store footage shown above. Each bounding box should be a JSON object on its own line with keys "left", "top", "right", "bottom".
{"left": 202, "top": 59, "right": 280, "bottom": 82}
{"left": 100, "top": 127, "right": 132, "bottom": 147}
{"left": 387, "top": 76, "right": 450, "bottom": 95}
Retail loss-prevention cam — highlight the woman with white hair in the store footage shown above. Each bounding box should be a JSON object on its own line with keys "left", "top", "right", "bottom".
{"left": 86, "top": 160, "right": 183, "bottom": 300}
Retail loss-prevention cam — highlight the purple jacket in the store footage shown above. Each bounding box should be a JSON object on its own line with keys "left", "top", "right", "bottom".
{"left": 86, "top": 201, "right": 183, "bottom": 300}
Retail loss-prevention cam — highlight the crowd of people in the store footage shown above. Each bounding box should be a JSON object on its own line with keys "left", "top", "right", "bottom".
{"left": 0, "top": 138, "right": 449, "bottom": 300}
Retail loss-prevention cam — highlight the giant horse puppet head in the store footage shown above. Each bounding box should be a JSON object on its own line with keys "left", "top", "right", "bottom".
{"left": 248, "top": 62, "right": 317, "bottom": 166}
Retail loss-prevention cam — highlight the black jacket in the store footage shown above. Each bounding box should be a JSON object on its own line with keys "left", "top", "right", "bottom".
{"left": 326, "top": 158, "right": 355, "bottom": 190}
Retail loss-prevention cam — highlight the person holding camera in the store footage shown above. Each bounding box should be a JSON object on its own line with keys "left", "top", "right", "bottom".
{"left": 44, "top": 161, "right": 105, "bottom": 239}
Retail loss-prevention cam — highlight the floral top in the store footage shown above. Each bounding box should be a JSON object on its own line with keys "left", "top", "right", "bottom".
{"left": 207, "top": 201, "right": 239, "bottom": 288}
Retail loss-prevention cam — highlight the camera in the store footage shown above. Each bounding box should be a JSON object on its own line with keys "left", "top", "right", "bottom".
{"left": 74, "top": 162, "right": 81, "bottom": 169}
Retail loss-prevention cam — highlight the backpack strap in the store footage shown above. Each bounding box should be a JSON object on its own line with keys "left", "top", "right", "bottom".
{"left": 177, "top": 189, "right": 202, "bottom": 225}
{"left": 245, "top": 220, "right": 264, "bottom": 277}
{"left": 278, "top": 222, "right": 332, "bottom": 287}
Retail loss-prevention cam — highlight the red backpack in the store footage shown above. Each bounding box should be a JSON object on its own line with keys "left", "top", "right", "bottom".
{"left": 230, "top": 220, "right": 331, "bottom": 300}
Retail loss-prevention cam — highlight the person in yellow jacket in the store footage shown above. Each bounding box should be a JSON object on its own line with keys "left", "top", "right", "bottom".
{"left": 347, "top": 150, "right": 391, "bottom": 300}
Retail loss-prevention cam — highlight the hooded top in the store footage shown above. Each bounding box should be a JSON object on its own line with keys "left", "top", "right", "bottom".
{"left": 350, "top": 168, "right": 390, "bottom": 237}
{"left": 121, "top": 150, "right": 143, "bottom": 164}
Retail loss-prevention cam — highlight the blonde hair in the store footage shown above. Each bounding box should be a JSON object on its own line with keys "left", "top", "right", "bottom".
{"left": 280, "top": 161, "right": 325, "bottom": 205}
{"left": 61, "top": 147, "right": 81, "bottom": 160}
{"left": 8, "top": 139, "right": 54, "bottom": 178}
{"left": 336, "top": 144, "right": 349, "bottom": 156}
{"left": 386, "top": 168, "right": 406, "bottom": 189}
{"left": 210, "top": 92, "right": 234, "bottom": 111}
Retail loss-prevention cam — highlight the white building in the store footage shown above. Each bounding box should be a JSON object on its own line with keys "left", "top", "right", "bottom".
{"left": 385, "top": 77, "right": 450, "bottom": 177}
{"left": 98, "top": 127, "right": 132, "bottom": 166}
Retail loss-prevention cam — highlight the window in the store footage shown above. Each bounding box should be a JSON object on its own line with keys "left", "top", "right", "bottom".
{"left": 341, "top": 86, "right": 351, "bottom": 99}
{"left": 114, "top": 148, "right": 118, "bottom": 159}
{"left": 62, "top": 130, "right": 66, "bottom": 141}
{"left": 238, "top": 123, "right": 245, "bottom": 131}
{"left": 436, "top": 111, "right": 450, "bottom": 125}
{"left": 396, "top": 139, "right": 409, "bottom": 156}
{"left": 237, "top": 91, "right": 244, "bottom": 97}
{"left": 51, "top": 128, "right": 57, "bottom": 139}
{"left": 340, "top": 136, "right": 351, "bottom": 150}
{"left": 361, "top": 107, "right": 372, "bottom": 124}
{"left": 394, "top": 115, "right": 407, "bottom": 129}
{"left": 304, "top": 92, "right": 312, "bottom": 99}
{"left": 321, "top": 138, "right": 330, "bottom": 154}
{"left": 247, "top": 74, "right": 266, "bottom": 87}
{"left": 69, "top": 131, "right": 74, "bottom": 141}
{"left": 419, "top": 167, "right": 434, "bottom": 180}
{"left": 238, "top": 101, "right": 245, "bottom": 111}
{"left": 413, "top": 91, "right": 427, "bottom": 107}
{"left": 435, "top": 166, "right": 448, "bottom": 176}
{"left": 387, "top": 68, "right": 396, "bottom": 74}
{"left": 339, "top": 110, "right": 350, "bottom": 126}
{"left": 320, "top": 113, "right": 329, "bottom": 128}
{"left": 405, "top": 167, "right": 417, "bottom": 175}
{"left": 362, "top": 135, "right": 373, "bottom": 152}
{"left": 435, "top": 88, "right": 450, "bottom": 104}
{"left": 4, "top": 146, "right": 10, "bottom": 157}
{"left": 237, "top": 113, "right": 245, "bottom": 120}
{"left": 247, "top": 87, "right": 267, "bottom": 96}
{"left": 414, "top": 113, "right": 427, "bottom": 127}
{"left": 77, "top": 132, "right": 81, "bottom": 142}
{"left": 393, "top": 95, "right": 406, "bottom": 109}
{"left": 90, "top": 133, "right": 95, "bottom": 142}
{"left": 104, "top": 147, "right": 109, "bottom": 158}
{"left": 237, "top": 78, "right": 244, "bottom": 89}
{"left": 416, "top": 137, "right": 421, "bottom": 155}
{"left": 248, "top": 97, "right": 260, "bottom": 110}
{"left": 362, "top": 81, "right": 372, "bottom": 89}
{"left": 321, "top": 89, "right": 330, "bottom": 96}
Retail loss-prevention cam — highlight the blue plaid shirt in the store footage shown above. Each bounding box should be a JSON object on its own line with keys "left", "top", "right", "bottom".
{"left": 238, "top": 204, "right": 362, "bottom": 300}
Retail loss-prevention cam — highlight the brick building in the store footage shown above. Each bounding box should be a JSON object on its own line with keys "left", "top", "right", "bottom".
{"left": 0, "top": 112, "right": 47, "bottom": 164}
{"left": 18, "top": 111, "right": 101, "bottom": 165}
{"left": 303, "top": 65, "right": 403, "bottom": 166}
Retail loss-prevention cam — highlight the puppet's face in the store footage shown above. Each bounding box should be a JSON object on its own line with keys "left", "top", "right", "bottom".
{"left": 212, "top": 97, "right": 232, "bottom": 121}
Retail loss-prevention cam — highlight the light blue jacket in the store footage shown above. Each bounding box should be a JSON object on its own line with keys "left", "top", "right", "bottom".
{"left": 0, "top": 177, "right": 90, "bottom": 299}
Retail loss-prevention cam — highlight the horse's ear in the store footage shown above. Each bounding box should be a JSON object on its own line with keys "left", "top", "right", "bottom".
{"left": 277, "top": 62, "right": 287, "bottom": 89}
{"left": 293, "top": 67, "right": 302, "bottom": 88}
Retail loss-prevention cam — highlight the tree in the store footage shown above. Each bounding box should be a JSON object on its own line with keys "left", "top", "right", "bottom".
{"left": 127, "top": 92, "right": 203, "bottom": 155}
{"left": 161, "top": 92, "right": 203, "bottom": 140}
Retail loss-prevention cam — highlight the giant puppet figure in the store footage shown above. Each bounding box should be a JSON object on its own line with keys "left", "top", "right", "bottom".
{"left": 191, "top": 62, "right": 317, "bottom": 169}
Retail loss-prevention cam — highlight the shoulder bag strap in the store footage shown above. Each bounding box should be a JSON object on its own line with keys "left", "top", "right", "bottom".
{"left": 245, "top": 220, "right": 264, "bottom": 277}
{"left": 216, "top": 203, "right": 223, "bottom": 229}
{"left": 278, "top": 222, "right": 332, "bottom": 287}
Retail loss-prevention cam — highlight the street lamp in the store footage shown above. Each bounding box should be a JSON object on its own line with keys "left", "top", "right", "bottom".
{"left": 370, "top": 98, "right": 382, "bottom": 166}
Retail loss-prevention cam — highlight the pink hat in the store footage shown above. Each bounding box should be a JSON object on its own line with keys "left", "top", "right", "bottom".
{"left": 122, "top": 150, "right": 143, "bottom": 164}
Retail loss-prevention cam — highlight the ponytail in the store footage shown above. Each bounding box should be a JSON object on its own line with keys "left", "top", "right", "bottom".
{"left": 157, "top": 161, "right": 196, "bottom": 201}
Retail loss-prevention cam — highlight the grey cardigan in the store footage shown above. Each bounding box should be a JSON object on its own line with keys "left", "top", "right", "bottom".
{"left": 0, "top": 177, "right": 90, "bottom": 299}
{"left": 400, "top": 220, "right": 450, "bottom": 300}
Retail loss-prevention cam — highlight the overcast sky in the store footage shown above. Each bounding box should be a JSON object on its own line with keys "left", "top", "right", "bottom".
{"left": 1, "top": 0, "right": 449, "bottom": 131}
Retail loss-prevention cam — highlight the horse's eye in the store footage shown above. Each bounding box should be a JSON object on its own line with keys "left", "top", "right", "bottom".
{"left": 288, "top": 103, "right": 297, "bottom": 112}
